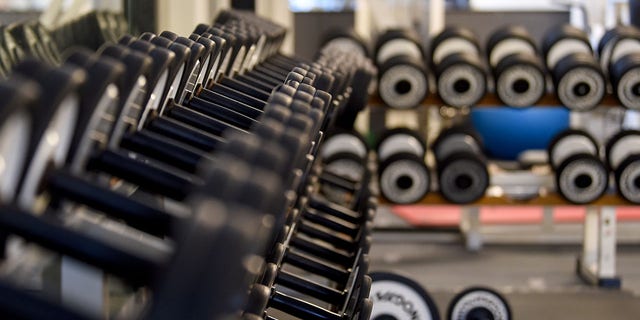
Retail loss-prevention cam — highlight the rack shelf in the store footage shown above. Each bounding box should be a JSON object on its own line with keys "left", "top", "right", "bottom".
{"left": 380, "top": 193, "right": 631, "bottom": 207}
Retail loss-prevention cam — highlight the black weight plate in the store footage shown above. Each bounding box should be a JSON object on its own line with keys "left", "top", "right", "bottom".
{"left": 321, "top": 28, "right": 370, "bottom": 58}
{"left": 376, "top": 127, "right": 427, "bottom": 161}
{"left": 494, "top": 52, "right": 546, "bottom": 107}
{"left": 542, "top": 23, "right": 592, "bottom": 67}
{"left": 552, "top": 52, "right": 605, "bottom": 111}
{"left": 64, "top": 50, "right": 125, "bottom": 169}
{"left": 438, "top": 152, "right": 488, "bottom": 204}
{"left": 379, "top": 152, "right": 430, "bottom": 204}
{"left": 370, "top": 271, "right": 440, "bottom": 320}
{"left": 378, "top": 55, "right": 429, "bottom": 109}
{"left": 0, "top": 77, "right": 39, "bottom": 200}
{"left": 486, "top": 25, "right": 537, "bottom": 66}
{"left": 432, "top": 125, "right": 484, "bottom": 161}
{"left": 374, "top": 28, "right": 424, "bottom": 64}
{"left": 556, "top": 153, "right": 608, "bottom": 204}
{"left": 436, "top": 52, "right": 487, "bottom": 108}
{"left": 547, "top": 128, "right": 599, "bottom": 169}
{"left": 610, "top": 52, "right": 640, "bottom": 110}
{"left": 447, "top": 286, "right": 512, "bottom": 320}
{"left": 615, "top": 153, "right": 640, "bottom": 204}
{"left": 597, "top": 25, "right": 640, "bottom": 59}
{"left": 430, "top": 26, "right": 481, "bottom": 67}
{"left": 604, "top": 129, "right": 640, "bottom": 170}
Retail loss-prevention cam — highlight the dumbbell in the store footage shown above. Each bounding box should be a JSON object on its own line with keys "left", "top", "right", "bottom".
{"left": 432, "top": 126, "right": 489, "bottom": 204}
{"left": 8, "top": 22, "right": 59, "bottom": 65}
{"left": 548, "top": 129, "right": 608, "bottom": 204}
{"left": 543, "top": 24, "right": 605, "bottom": 111}
{"left": 0, "top": 25, "right": 25, "bottom": 67}
{"left": 319, "top": 129, "right": 369, "bottom": 191}
{"left": 0, "top": 174, "right": 276, "bottom": 319}
{"left": 7, "top": 60, "right": 85, "bottom": 210}
{"left": 431, "top": 26, "right": 487, "bottom": 108}
{"left": 598, "top": 25, "right": 640, "bottom": 110}
{"left": 0, "top": 77, "right": 39, "bottom": 201}
{"left": 50, "top": 52, "right": 340, "bottom": 235}
{"left": 0, "top": 84, "right": 290, "bottom": 317}
{"left": 0, "top": 29, "right": 18, "bottom": 77}
{"left": 605, "top": 130, "right": 640, "bottom": 203}
{"left": 375, "top": 29, "right": 429, "bottom": 109}
{"left": 321, "top": 28, "right": 370, "bottom": 58}
{"left": 487, "top": 25, "right": 545, "bottom": 107}
{"left": 598, "top": 25, "right": 640, "bottom": 76}
{"left": 376, "top": 128, "right": 430, "bottom": 204}
{"left": 0, "top": 13, "right": 376, "bottom": 320}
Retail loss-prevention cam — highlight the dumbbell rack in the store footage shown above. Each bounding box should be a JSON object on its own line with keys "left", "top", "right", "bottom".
{"left": 367, "top": 92, "right": 637, "bottom": 288}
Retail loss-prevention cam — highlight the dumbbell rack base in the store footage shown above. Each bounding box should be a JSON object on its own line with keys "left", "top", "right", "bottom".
{"left": 576, "top": 206, "right": 622, "bottom": 289}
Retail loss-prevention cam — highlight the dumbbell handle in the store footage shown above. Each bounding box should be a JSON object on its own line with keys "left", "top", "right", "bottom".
{"left": 166, "top": 103, "right": 249, "bottom": 137}
{"left": 47, "top": 170, "right": 176, "bottom": 238}
{"left": 0, "top": 206, "right": 163, "bottom": 287}
{"left": 146, "top": 116, "right": 223, "bottom": 152}
{"left": 121, "top": 130, "right": 211, "bottom": 173}
{"left": 289, "top": 236, "right": 353, "bottom": 267}
{"left": 87, "top": 149, "right": 197, "bottom": 201}
{"left": 283, "top": 250, "right": 350, "bottom": 284}
{"left": 269, "top": 291, "right": 343, "bottom": 320}
{"left": 276, "top": 269, "right": 345, "bottom": 306}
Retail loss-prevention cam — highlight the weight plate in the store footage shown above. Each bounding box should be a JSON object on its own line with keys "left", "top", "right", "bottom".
{"left": 0, "top": 77, "right": 38, "bottom": 201}
{"left": 605, "top": 130, "right": 640, "bottom": 170}
{"left": 447, "top": 287, "right": 511, "bottom": 320}
{"left": 548, "top": 129, "right": 599, "bottom": 169}
{"left": 375, "top": 29, "right": 424, "bottom": 65}
{"left": 438, "top": 152, "right": 488, "bottom": 204}
{"left": 376, "top": 127, "right": 427, "bottom": 162}
{"left": 324, "top": 151, "right": 367, "bottom": 183}
{"left": 378, "top": 56, "right": 429, "bottom": 109}
{"left": 610, "top": 53, "right": 640, "bottom": 110}
{"left": 370, "top": 271, "right": 440, "bottom": 320}
{"left": 64, "top": 50, "right": 125, "bottom": 173}
{"left": 322, "top": 28, "right": 370, "bottom": 58}
{"left": 542, "top": 24, "right": 592, "bottom": 70}
{"left": 598, "top": 25, "right": 640, "bottom": 74}
{"left": 553, "top": 53, "right": 605, "bottom": 111}
{"left": 12, "top": 60, "right": 85, "bottom": 209}
{"left": 494, "top": 53, "right": 545, "bottom": 107}
{"left": 430, "top": 26, "right": 481, "bottom": 66}
{"left": 436, "top": 53, "right": 487, "bottom": 108}
{"left": 486, "top": 25, "right": 537, "bottom": 68}
{"left": 556, "top": 153, "right": 608, "bottom": 204}
{"left": 615, "top": 154, "right": 640, "bottom": 204}
{"left": 379, "top": 153, "right": 430, "bottom": 204}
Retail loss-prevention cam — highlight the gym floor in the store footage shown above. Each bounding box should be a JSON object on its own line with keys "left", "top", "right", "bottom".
{"left": 370, "top": 212, "right": 640, "bottom": 320}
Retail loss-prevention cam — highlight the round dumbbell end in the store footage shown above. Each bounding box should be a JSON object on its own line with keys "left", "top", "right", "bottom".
{"left": 615, "top": 154, "right": 640, "bottom": 204}
{"left": 556, "top": 154, "right": 607, "bottom": 204}
{"left": 379, "top": 153, "right": 430, "bottom": 204}
{"left": 438, "top": 153, "right": 488, "bottom": 204}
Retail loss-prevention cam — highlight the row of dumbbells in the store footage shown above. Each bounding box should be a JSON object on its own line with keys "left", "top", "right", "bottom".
{"left": 549, "top": 128, "right": 640, "bottom": 204}
{"left": 0, "top": 9, "right": 378, "bottom": 320}
{"left": 0, "top": 11, "right": 127, "bottom": 78}
{"left": 341, "top": 23, "right": 640, "bottom": 111}
{"left": 321, "top": 126, "right": 488, "bottom": 205}
{"left": 326, "top": 122, "right": 640, "bottom": 205}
